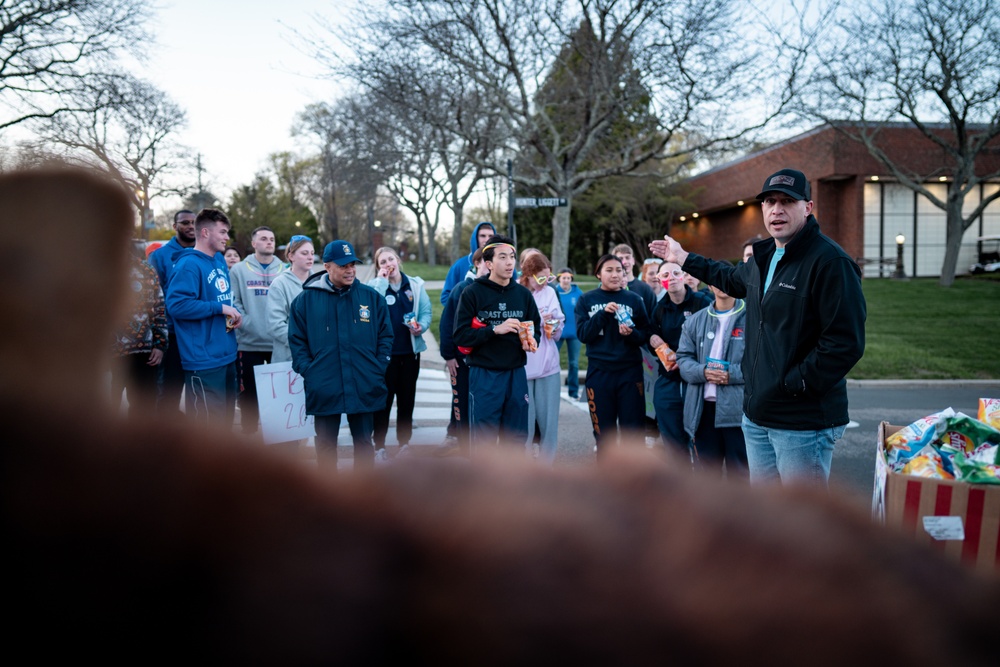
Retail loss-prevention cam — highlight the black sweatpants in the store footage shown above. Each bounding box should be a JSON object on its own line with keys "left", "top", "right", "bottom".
{"left": 374, "top": 353, "right": 420, "bottom": 449}
{"left": 585, "top": 365, "right": 645, "bottom": 459}
{"left": 237, "top": 350, "right": 271, "bottom": 434}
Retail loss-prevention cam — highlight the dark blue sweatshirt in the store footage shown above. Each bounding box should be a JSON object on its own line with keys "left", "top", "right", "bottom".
{"left": 575, "top": 288, "right": 650, "bottom": 372}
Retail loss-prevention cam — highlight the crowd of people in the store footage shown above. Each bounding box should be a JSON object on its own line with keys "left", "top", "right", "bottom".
{"left": 112, "top": 166, "right": 866, "bottom": 486}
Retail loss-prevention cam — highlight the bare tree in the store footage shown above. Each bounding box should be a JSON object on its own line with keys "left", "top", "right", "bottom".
{"left": 36, "top": 74, "right": 187, "bottom": 237}
{"left": 330, "top": 0, "right": 791, "bottom": 269}
{"left": 795, "top": 0, "right": 1000, "bottom": 286}
{"left": 295, "top": 100, "right": 404, "bottom": 253}
{"left": 0, "top": 0, "right": 149, "bottom": 131}
{"left": 328, "top": 37, "right": 509, "bottom": 261}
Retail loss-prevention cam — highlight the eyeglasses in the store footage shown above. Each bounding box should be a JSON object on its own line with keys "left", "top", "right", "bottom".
{"left": 643, "top": 258, "right": 663, "bottom": 265}
{"left": 534, "top": 274, "right": 557, "bottom": 284}
{"left": 290, "top": 235, "right": 312, "bottom": 243}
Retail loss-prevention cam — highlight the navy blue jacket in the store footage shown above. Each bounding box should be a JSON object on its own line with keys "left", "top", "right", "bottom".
{"left": 288, "top": 274, "right": 393, "bottom": 416}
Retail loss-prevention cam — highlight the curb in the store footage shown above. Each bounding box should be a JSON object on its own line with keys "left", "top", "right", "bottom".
{"left": 847, "top": 379, "right": 1000, "bottom": 388}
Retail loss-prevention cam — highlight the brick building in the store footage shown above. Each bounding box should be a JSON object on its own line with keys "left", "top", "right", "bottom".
{"left": 669, "top": 124, "right": 1000, "bottom": 277}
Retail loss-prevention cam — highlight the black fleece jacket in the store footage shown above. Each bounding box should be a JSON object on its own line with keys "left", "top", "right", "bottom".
{"left": 681, "top": 215, "right": 866, "bottom": 430}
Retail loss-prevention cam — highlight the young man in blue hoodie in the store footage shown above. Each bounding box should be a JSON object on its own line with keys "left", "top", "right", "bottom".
{"left": 149, "top": 209, "right": 196, "bottom": 415}
{"left": 440, "top": 221, "right": 496, "bottom": 305}
{"left": 165, "top": 209, "right": 243, "bottom": 426}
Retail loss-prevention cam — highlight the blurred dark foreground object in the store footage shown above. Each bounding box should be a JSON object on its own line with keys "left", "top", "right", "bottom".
{"left": 1, "top": 169, "right": 998, "bottom": 664}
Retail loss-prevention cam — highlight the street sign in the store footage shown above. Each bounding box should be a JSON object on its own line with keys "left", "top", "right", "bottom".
{"left": 513, "top": 197, "right": 568, "bottom": 208}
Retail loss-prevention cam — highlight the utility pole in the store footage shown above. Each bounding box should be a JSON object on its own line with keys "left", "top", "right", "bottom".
{"left": 507, "top": 159, "right": 516, "bottom": 248}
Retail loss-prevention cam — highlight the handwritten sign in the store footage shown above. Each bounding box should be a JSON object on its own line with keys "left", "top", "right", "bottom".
{"left": 254, "top": 362, "right": 315, "bottom": 444}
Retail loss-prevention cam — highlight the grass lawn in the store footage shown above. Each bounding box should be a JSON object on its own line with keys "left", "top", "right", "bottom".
{"left": 432, "top": 276, "right": 1000, "bottom": 380}
{"left": 400, "top": 261, "right": 452, "bottom": 281}
{"left": 851, "top": 276, "right": 1000, "bottom": 380}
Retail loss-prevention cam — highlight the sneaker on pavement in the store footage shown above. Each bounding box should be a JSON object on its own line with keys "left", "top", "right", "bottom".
{"left": 374, "top": 448, "right": 390, "bottom": 466}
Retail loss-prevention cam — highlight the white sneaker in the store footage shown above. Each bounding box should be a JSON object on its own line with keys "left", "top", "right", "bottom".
{"left": 374, "top": 448, "right": 390, "bottom": 466}
{"left": 397, "top": 444, "right": 411, "bottom": 458}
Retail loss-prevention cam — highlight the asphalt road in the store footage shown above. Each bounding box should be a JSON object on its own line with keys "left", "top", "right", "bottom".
{"left": 549, "top": 381, "right": 1000, "bottom": 510}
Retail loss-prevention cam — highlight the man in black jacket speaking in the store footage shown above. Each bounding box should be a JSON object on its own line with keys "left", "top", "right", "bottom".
{"left": 649, "top": 168, "right": 866, "bottom": 486}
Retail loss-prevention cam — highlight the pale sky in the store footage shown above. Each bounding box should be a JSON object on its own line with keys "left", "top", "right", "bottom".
{"left": 143, "top": 0, "right": 354, "bottom": 203}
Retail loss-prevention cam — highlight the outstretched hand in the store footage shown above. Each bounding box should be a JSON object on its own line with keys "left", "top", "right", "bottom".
{"left": 648, "top": 236, "right": 688, "bottom": 266}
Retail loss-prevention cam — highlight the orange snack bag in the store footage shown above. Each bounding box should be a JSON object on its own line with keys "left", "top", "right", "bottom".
{"left": 518, "top": 321, "right": 537, "bottom": 352}
{"left": 655, "top": 343, "right": 677, "bottom": 372}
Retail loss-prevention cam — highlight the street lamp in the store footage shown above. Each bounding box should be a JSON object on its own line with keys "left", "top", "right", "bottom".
{"left": 893, "top": 233, "right": 907, "bottom": 280}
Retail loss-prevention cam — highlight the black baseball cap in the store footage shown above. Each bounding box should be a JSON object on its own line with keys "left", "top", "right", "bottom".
{"left": 756, "top": 168, "right": 811, "bottom": 201}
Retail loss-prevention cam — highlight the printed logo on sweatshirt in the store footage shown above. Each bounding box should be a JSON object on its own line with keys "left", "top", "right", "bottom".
{"left": 208, "top": 269, "right": 230, "bottom": 297}
{"left": 359, "top": 305, "right": 371, "bottom": 322}
{"left": 477, "top": 308, "right": 525, "bottom": 322}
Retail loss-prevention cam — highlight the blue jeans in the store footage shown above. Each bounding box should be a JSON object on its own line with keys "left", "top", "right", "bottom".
{"left": 556, "top": 337, "right": 581, "bottom": 397}
{"left": 741, "top": 415, "right": 845, "bottom": 487}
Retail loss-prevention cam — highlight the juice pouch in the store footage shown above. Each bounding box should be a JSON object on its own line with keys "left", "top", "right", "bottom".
{"left": 706, "top": 358, "right": 730, "bottom": 372}
{"left": 654, "top": 343, "right": 677, "bottom": 372}
{"left": 518, "top": 321, "right": 537, "bottom": 352}
{"left": 614, "top": 306, "right": 635, "bottom": 329}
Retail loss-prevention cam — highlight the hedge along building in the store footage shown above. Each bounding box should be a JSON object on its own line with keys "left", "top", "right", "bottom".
{"left": 669, "top": 124, "right": 1000, "bottom": 278}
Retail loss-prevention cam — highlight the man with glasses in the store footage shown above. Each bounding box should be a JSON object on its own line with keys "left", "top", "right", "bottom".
{"left": 647, "top": 262, "right": 712, "bottom": 453}
{"left": 649, "top": 168, "right": 866, "bottom": 486}
{"left": 149, "top": 209, "right": 196, "bottom": 415}
{"left": 229, "top": 226, "right": 286, "bottom": 435}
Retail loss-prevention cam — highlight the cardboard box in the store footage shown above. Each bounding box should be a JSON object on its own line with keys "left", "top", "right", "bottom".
{"left": 873, "top": 421, "right": 1000, "bottom": 575}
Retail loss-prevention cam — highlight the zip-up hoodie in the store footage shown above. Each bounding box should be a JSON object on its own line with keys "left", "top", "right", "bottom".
{"left": 164, "top": 249, "right": 237, "bottom": 371}
{"left": 575, "top": 287, "right": 650, "bottom": 372}
{"left": 230, "top": 255, "right": 286, "bottom": 352}
{"left": 440, "top": 221, "right": 496, "bottom": 305}
{"left": 453, "top": 275, "right": 541, "bottom": 370}
{"left": 676, "top": 300, "right": 747, "bottom": 438}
